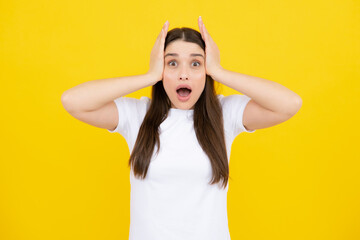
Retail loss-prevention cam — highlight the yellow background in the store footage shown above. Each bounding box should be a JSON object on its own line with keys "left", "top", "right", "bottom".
{"left": 1, "top": 0, "right": 359, "bottom": 239}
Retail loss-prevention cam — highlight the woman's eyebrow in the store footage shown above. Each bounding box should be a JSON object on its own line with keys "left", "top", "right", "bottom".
{"left": 164, "top": 53, "right": 204, "bottom": 58}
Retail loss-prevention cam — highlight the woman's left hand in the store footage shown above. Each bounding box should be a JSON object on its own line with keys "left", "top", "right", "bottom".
{"left": 198, "top": 16, "right": 223, "bottom": 78}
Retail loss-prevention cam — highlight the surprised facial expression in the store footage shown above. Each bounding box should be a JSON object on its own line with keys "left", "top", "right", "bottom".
{"left": 162, "top": 40, "right": 206, "bottom": 110}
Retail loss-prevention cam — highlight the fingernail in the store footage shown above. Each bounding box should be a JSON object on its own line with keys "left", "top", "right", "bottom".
{"left": 199, "top": 16, "right": 202, "bottom": 21}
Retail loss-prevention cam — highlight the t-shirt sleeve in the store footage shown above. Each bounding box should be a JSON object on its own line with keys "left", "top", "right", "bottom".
{"left": 107, "top": 96, "right": 150, "bottom": 139}
{"left": 218, "top": 94, "right": 256, "bottom": 138}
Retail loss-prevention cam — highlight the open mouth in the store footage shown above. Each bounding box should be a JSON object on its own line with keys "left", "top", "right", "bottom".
{"left": 176, "top": 84, "right": 192, "bottom": 97}
{"left": 176, "top": 88, "right": 192, "bottom": 97}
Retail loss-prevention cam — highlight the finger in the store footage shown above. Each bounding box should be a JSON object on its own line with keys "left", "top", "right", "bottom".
{"left": 162, "top": 21, "right": 169, "bottom": 39}
{"left": 161, "top": 21, "right": 168, "bottom": 42}
{"left": 203, "top": 23, "right": 209, "bottom": 37}
{"left": 154, "top": 24, "right": 165, "bottom": 48}
{"left": 198, "top": 17, "right": 204, "bottom": 38}
{"left": 164, "top": 21, "right": 169, "bottom": 36}
{"left": 155, "top": 32, "right": 162, "bottom": 45}
{"left": 198, "top": 16, "right": 202, "bottom": 34}
{"left": 201, "top": 24, "right": 207, "bottom": 43}
{"left": 199, "top": 17, "right": 207, "bottom": 43}
{"left": 202, "top": 22, "right": 212, "bottom": 44}
{"left": 157, "top": 21, "right": 167, "bottom": 39}
{"left": 159, "top": 21, "right": 168, "bottom": 50}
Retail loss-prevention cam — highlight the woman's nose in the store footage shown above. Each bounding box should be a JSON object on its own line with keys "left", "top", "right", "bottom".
{"left": 179, "top": 66, "right": 189, "bottom": 80}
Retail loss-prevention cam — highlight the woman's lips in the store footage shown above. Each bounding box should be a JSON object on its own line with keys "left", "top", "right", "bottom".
{"left": 176, "top": 84, "right": 192, "bottom": 91}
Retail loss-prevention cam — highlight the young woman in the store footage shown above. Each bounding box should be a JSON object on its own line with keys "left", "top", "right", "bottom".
{"left": 61, "top": 16, "right": 302, "bottom": 240}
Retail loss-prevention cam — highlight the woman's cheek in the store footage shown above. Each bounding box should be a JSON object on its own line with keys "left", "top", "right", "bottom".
{"left": 163, "top": 71, "right": 171, "bottom": 79}
{"left": 193, "top": 71, "right": 206, "bottom": 80}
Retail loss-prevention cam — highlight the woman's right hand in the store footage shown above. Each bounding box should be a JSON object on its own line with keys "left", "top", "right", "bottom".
{"left": 147, "top": 20, "right": 169, "bottom": 84}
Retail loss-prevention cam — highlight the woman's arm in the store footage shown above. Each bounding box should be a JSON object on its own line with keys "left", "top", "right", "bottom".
{"left": 61, "top": 73, "right": 157, "bottom": 113}
{"left": 211, "top": 68, "right": 302, "bottom": 131}
{"left": 211, "top": 68, "right": 302, "bottom": 116}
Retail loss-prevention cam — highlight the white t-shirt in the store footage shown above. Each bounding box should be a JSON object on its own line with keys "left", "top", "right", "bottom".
{"left": 108, "top": 94, "right": 255, "bottom": 240}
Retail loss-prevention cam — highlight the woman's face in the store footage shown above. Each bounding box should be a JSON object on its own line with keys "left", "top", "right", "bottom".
{"left": 162, "top": 40, "right": 206, "bottom": 110}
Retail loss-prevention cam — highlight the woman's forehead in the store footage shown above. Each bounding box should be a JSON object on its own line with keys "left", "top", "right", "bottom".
{"left": 165, "top": 40, "right": 204, "bottom": 56}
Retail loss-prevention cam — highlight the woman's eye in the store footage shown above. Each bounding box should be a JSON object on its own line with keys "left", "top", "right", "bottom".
{"left": 168, "top": 61, "right": 201, "bottom": 67}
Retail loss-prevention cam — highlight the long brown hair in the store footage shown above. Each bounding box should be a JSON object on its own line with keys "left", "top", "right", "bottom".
{"left": 128, "top": 27, "right": 231, "bottom": 189}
